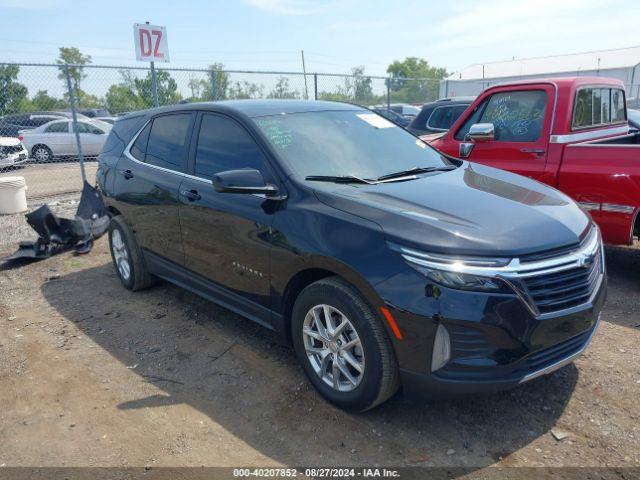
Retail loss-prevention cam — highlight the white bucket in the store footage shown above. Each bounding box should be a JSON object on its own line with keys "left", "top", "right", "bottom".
{"left": 0, "top": 176, "right": 28, "bottom": 215}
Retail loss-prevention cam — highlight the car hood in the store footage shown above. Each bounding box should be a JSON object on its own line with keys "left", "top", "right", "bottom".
{"left": 313, "top": 162, "right": 591, "bottom": 257}
{"left": 0, "top": 137, "right": 21, "bottom": 147}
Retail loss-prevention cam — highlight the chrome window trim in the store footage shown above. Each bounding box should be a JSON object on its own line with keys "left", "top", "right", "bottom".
{"left": 123, "top": 117, "right": 272, "bottom": 198}
{"left": 395, "top": 226, "right": 604, "bottom": 319}
{"left": 550, "top": 125, "right": 629, "bottom": 144}
{"left": 566, "top": 131, "right": 640, "bottom": 147}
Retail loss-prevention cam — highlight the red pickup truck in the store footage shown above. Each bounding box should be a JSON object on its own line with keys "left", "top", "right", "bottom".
{"left": 428, "top": 77, "right": 639, "bottom": 245}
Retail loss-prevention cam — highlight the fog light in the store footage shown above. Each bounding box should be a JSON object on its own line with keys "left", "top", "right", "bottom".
{"left": 431, "top": 323, "right": 451, "bottom": 372}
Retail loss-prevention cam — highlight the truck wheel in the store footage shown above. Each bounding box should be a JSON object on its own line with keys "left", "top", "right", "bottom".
{"left": 108, "top": 216, "right": 155, "bottom": 291}
{"left": 291, "top": 277, "right": 400, "bottom": 411}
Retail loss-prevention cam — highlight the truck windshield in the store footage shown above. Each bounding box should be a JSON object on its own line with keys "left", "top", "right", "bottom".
{"left": 253, "top": 110, "right": 453, "bottom": 180}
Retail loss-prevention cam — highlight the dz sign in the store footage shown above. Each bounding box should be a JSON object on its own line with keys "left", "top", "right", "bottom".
{"left": 133, "top": 23, "right": 169, "bottom": 63}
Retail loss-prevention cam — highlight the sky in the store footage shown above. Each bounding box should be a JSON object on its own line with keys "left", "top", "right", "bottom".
{"left": 1, "top": 0, "right": 639, "bottom": 77}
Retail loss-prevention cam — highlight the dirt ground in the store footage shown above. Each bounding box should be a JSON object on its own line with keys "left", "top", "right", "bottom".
{"left": 0, "top": 236, "right": 639, "bottom": 474}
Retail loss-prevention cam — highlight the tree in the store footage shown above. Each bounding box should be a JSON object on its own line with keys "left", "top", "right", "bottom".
{"left": 104, "top": 70, "right": 145, "bottom": 114}
{"left": 349, "top": 66, "right": 373, "bottom": 103}
{"left": 386, "top": 57, "right": 448, "bottom": 103}
{"left": 56, "top": 47, "right": 92, "bottom": 93}
{"left": 30, "top": 90, "right": 67, "bottom": 111}
{"left": 0, "top": 65, "right": 29, "bottom": 116}
{"left": 318, "top": 66, "right": 378, "bottom": 105}
{"left": 267, "top": 76, "right": 300, "bottom": 99}
{"left": 105, "top": 84, "right": 144, "bottom": 113}
{"left": 229, "top": 80, "right": 264, "bottom": 99}
{"left": 134, "top": 69, "right": 182, "bottom": 107}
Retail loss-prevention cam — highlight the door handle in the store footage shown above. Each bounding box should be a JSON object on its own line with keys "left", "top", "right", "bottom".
{"left": 118, "top": 169, "right": 134, "bottom": 179}
{"left": 181, "top": 189, "right": 201, "bottom": 201}
{"left": 520, "top": 148, "right": 545, "bottom": 155}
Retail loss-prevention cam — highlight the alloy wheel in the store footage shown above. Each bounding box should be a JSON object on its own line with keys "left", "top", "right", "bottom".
{"left": 111, "top": 228, "right": 131, "bottom": 281}
{"left": 302, "top": 304, "right": 365, "bottom": 392}
{"left": 34, "top": 147, "right": 50, "bottom": 162}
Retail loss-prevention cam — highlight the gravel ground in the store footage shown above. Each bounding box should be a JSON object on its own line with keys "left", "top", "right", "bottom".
{"left": 0, "top": 236, "right": 639, "bottom": 477}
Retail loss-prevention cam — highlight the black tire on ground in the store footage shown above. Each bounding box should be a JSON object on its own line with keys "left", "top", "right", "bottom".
{"left": 32, "top": 144, "right": 52, "bottom": 163}
{"left": 108, "top": 216, "right": 155, "bottom": 291}
{"left": 291, "top": 277, "right": 400, "bottom": 412}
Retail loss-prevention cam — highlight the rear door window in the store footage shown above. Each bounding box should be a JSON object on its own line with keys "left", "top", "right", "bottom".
{"left": 428, "top": 105, "right": 468, "bottom": 130}
{"left": 194, "top": 113, "right": 265, "bottom": 179}
{"left": 145, "top": 113, "right": 193, "bottom": 172}
{"left": 455, "top": 90, "right": 547, "bottom": 142}
{"left": 45, "top": 122, "right": 69, "bottom": 133}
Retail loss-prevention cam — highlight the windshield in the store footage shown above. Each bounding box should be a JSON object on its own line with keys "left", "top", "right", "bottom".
{"left": 253, "top": 110, "right": 453, "bottom": 180}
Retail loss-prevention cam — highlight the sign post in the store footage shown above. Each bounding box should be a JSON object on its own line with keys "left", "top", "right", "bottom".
{"left": 133, "top": 22, "right": 170, "bottom": 108}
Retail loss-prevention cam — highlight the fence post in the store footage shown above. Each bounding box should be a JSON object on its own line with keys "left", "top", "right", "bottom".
{"left": 386, "top": 77, "right": 391, "bottom": 110}
{"left": 64, "top": 64, "right": 86, "bottom": 185}
{"left": 314, "top": 73, "right": 318, "bottom": 100}
{"left": 210, "top": 69, "right": 217, "bottom": 101}
{"left": 150, "top": 62, "right": 159, "bottom": 107}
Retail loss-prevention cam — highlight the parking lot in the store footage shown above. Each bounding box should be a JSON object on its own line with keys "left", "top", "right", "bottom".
{"left": 0, "top": 162, "right": 98, "bottom": 199}
{"left": 0, "top": 231, "right": 638, "bottom": 472}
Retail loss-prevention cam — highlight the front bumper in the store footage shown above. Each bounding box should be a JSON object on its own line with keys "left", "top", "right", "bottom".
{"left": 376, "top": 262, "right": 606, "bottom": 399}
{"left": 0, "top": 149, "right": 28, "bottom": 168}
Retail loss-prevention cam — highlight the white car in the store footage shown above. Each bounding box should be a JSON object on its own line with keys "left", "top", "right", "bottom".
{"left": 20, "top": 119, "right": 112, "bottom": 162}
{"left": 95, "top": 116, "right": 117, "bottom": 125}
{"left": 0, "top": 137, "right": 28, "bottom": 169}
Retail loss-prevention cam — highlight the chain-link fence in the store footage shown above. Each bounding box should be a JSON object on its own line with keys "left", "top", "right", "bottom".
{"left": 0, "top": 62, "right": 442, "bottom": 201}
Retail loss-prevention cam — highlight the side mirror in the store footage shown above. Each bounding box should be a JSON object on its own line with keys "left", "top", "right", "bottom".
{"left": 466, "top": 123, "right": 495, "bottom": 142}
{"left": 212, "top": 169, "right": 280, "bottom": 197}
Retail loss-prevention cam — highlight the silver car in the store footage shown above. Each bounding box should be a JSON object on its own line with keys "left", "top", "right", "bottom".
{"left": 20, "top": 119, "right": 112, "bottom": 162}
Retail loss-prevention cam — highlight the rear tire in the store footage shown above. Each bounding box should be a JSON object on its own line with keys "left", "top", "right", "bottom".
{"left": 291, "top": 277, "right": 400, "bottom": 411}
{"left": 32, "top": 145, "right": 52, "bottom": 163}
{"left": 108, "top": 216, "right": 155, "bottom": 291}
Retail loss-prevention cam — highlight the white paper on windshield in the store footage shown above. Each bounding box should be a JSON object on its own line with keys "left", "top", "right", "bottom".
{"left": 356, "top": 113, "right": 395, "bottom": 129}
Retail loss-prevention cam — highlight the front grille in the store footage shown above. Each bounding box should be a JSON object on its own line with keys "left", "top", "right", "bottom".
{"left": 0, "top": 145, "right": 24, "bottom": 155}
{"left": 520, "top": 243, "right": 602, "bottom": 315}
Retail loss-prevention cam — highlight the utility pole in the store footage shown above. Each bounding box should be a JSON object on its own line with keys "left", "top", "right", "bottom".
{"left": 147, "top": 21, "right": 159, "bottom": 108}
{"left": 301, "top": 50, "right": 309, "bottom": 100}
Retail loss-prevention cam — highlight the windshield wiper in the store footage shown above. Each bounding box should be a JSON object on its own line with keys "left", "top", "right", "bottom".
{"left": 305, "top": 175, "right": 376, "bottom": 184}
{"left": 376, "top": 165, "right": 457, "bottom": 181}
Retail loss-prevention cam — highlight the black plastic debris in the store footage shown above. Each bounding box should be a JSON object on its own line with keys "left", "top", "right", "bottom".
{"left": 1, "top": 181, "right": 109, "bottom": 263}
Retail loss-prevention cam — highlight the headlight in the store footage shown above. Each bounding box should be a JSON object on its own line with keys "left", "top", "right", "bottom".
{"left": 389, "top": 243, "right": 513, "bottom": 293}
{"left": 418, "top": 267, "right": 507, "bottom": 292}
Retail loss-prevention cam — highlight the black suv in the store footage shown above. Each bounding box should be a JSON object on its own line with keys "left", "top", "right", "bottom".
{"left": 407, "top": 97, "right": 474, "bottom": 136}
{"left": 97, "top": 100, "right": 606, "bottom": 411}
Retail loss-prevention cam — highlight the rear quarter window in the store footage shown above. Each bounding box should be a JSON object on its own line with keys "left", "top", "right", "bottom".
{"left": 572, "top": 87, "right": 626, "bottom": 129}
{"left": 102, "top": 114, "right": 148, "bottom": 156}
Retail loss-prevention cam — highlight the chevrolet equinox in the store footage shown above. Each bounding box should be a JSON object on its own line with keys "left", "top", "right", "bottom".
{"left": 97, "top": 100, "right": 606, "bottom": 411}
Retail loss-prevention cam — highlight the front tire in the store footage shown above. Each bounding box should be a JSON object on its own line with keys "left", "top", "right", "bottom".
{"left": 291, "top": 277, "right": 400, "bottom": 411}
{"left": 108, "top": 216, "right": 155, "bottom": 291}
